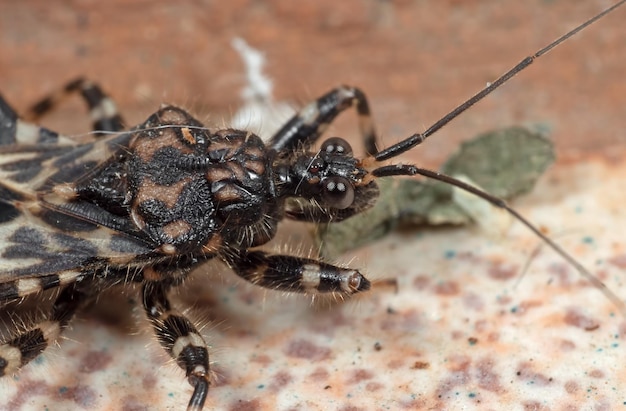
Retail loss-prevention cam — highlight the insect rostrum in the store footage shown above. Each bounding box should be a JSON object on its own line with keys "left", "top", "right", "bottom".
{"left": 1, "top": 2, "right": 626, "bottom": 409}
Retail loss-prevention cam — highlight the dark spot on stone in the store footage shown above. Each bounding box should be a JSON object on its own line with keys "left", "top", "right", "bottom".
{"left": 308, "top": 367, "right": 329, "bottom": 382}
{"left": 468, "top": 337, "right": 478, "bottom": 345}
{"left": 55, "top": 384, "right": 98, "bottom": 407}
{"left": 5, "top": 380, "right": 48, "bottom": 410}
{"left": 589, "top": 369, "right": 605, "bottom": 379}
{"left": 228, "top": 399, "right": 261, "bottom": 411}
{"left": 347, "top": 368, "right": 373, "bottom": 384}
{"left": 434, "top": 281, "right": 459, "bottom": 296}
{"left": 380, "top": 308, "right": 422, "bottom": 332}
{"left": 142, "top": 373, "right": 157, "bottom": 390}
{"left": 595, "top": 400, "right": 612, "bottom": 411}
{"left": 399, "top": 398, "right": 428, "bottom": 409}
{"left": 412, "top": 275, "right": 431, "bottom": 290}
{"left": 618, "top": 321, "right": 626, "bottom": 339}
{"left": 121, "top": 395, "right": 150, "bottom": 411}
{"left": 474, "top": 319, "right": 488, "bottom": 332}
{"left": 250, "top": 354, "right": 271, "bottom": 366}
{"left": 373, "top": 341, "right": 382, "bottom": 351}
{"left": 387, "top": 359, "right": 404, "bottom": 369}
{"left": 546, "top": 262, "right": 574, "bottom": 286}
{"left": 488, "top": 262, "right": 517, "bottom": 280}
{"left": 339, "top": 406, "right": 364, "bottom": 411}
{"left": 515, "top": 361, "right": 553, "bottom": 386}
{"left": 435, "top": 371, "right": 470, "bottom": 399}
{"left": 559, "top": 339, "right": 576, "bottom": 351}
{"left": 447, "top": 355, "right": 471, "bottom": 372}
{"left": 564, "top": 308, "right": 600, "bottom": 331}
{"left": 435, "top": 355, "right": 472, "bottom": 397}
{"left": 522, "top": 400, "right": 550, "bottom": 411}
{"left": 514, "top": 299, "right": 543, "bottom": 315}
{"left": 463, "top": 292, "right": 484, "bottom": 310}
{"left": 284, "top": 339, "right": 331, "bottom": 361}
{"left": 269, "top": 371, "right": 292, "bottom": 392}
{"left": 411, "top": 361, "right": 430, "bottom": 370}
{"left": 497, "top": 295, "right": 513, "bottom": 306}
{"left": 365, "top": 381, "right": 383, "bottom": 391}
{"left": 608, "top": 253, "right": 626, "bottom": 269}
{"left": 475, "top": 357, "right": 503, "bottom": 393}
{"left": 451, "top": 330, "right": 464, "bottom": 340}
{"left": 79, "top": 350, "right": 113, "bottom": 373}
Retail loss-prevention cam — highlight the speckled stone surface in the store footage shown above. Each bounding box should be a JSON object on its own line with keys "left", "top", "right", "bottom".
{"left": 3, "top": 158, "right": 626, "bottom": 410}
{"left": 1, "top": 1, "right": 626, "bottom": 411}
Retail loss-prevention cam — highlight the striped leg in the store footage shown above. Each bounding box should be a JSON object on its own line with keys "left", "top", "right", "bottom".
{"left": 225, "top": 250, "right": 371, "bottom": 295}
{"left": 0, "top": 93, "right": 65, "bottom": 146}
{"left": 24, "top": 78, "right": 125, "bottom": 133}
{"left": 0, "top": 282, "right": 85, "bottom": 376}
{"left": 142, "top": 281, "right": 210, "bottom": 411}
{"left": 268, "top": 86, "right": 378, "bottom": 155}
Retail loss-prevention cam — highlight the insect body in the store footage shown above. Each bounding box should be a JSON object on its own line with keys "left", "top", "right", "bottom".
{"left": 0, "top": 78, "right": 388, "bottom": 409}
{"left": 1, "top": 2, "right": 625, "bottom": 410}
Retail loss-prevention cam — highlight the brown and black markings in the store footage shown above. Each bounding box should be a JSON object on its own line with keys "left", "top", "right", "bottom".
{"left": 1, "top": 3, "right": 626, "bottom": 410}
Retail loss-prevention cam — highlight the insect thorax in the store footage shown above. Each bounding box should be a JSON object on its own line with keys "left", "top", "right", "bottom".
{"left": 78, "top": 106, "right": 278, "bottom": 255}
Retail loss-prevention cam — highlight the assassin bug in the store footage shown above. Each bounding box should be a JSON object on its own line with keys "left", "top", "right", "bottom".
{"left": 1, "top": 2, "right": 625, "bottom": 410}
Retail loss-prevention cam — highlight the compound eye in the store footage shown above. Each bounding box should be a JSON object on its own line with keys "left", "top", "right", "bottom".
{"left": 321, "top": 137, "right": 353, "bottom": 156}
{"left": 321, "top": 176, "right": 355, "bottom": 209}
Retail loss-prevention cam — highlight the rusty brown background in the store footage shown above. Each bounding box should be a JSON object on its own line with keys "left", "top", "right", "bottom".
{"left": 2, "top": 2, "right": 626, "bottom": 410}
{"left": 1, "top": 0, "right": 625, "bottom": 168}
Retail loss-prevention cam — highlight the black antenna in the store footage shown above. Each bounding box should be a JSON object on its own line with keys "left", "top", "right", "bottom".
{"left": 370, "top": 1, "right": 626, "bottom": 314}
{"left": 374, "top": 0, "right": 626, "bottom": 162}
{"left": 372, "top": 164, "right": 626, "bottom": 315}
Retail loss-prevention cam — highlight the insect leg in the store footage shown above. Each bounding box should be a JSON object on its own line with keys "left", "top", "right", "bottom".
{"left": 142, "top": 281, "right": 210, "bottom": 411}
{"left": 268, "top": 86, "right": 377, "bottom": 155}
{"left": 225, "top": 250, "right": 370, "bottom": 295}
{"left": 24, "top": 78, "right": 125, "bottom": 133}
{"left": 0, "top": 94, "right": 65, "bottom": 145}
{"left": 0, "top": 282, "right": 86, "bottom": 377}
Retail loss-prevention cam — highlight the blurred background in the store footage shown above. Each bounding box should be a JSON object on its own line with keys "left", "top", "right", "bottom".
{"left": 1, "top": 0, "right": 625, "bottom": 167}
{"left": 2, "top": 1, "right": 626, "bottom": 410}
